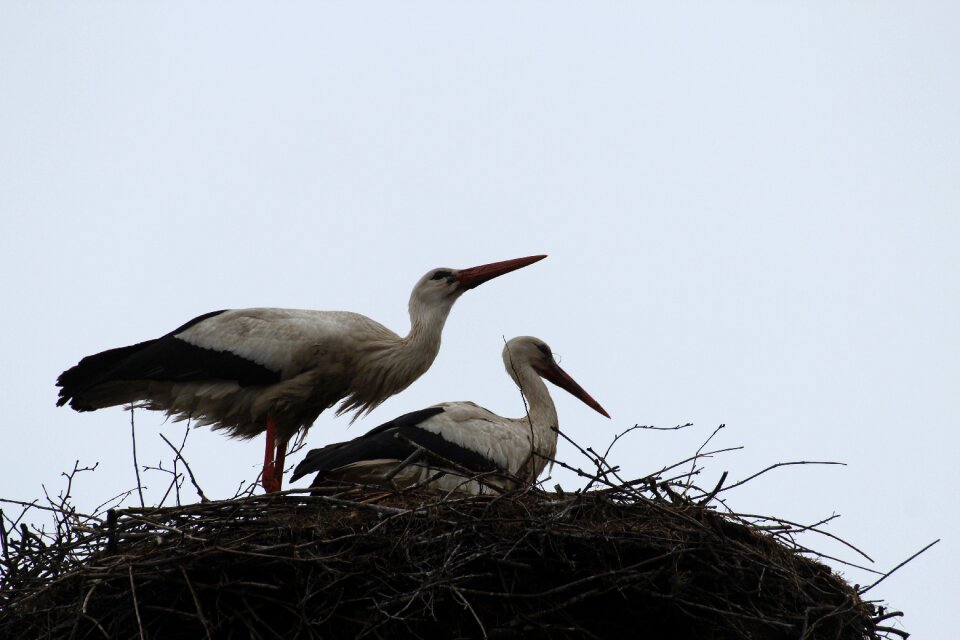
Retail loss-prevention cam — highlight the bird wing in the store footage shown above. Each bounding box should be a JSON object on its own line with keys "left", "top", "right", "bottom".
{"left": 174, "top": 308, "right": 398, "bottom": 378}
{"left": 415, "top": 402, "right": 537, "bottom": 474}
{"left": 56, "top": 308, "right": 399, "bottom": 412}
{"left": 291, "top": 400, "right": 544, "bottom": 487}
{"left": 290, "top": 405, "right": 509, "bottom": 483}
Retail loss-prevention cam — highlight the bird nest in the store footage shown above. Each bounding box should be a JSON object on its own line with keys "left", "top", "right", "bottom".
{"left": 1, "top": 478, "right": 903, "bottom": 640}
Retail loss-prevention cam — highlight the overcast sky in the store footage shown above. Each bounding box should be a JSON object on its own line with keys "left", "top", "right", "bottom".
{"left": 1, "top": 3, "right": 957, "bottom": 637}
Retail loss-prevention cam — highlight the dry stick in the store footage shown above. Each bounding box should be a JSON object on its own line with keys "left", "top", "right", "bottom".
{"left": 554, "top": 428, "right": 607, "bottom": 489}
{"left": 180, "top": 566, "right": 214, "bottom": 640}
{"left": 78, "top": 583, "right": 113, "bottom": 640}
{"left": 646, "top": 592, "right": 796, "bottom": 630}
{"left": 285, "top": 429, "right": 310, "bottom": 478}
{"left": 159, "top": 434, "right": 208, "bottom": 503}
{"left": 859, "top": 538, "right": 940, "bottom": 595}
{"left": 546, "top": 448, "right": 620, "bottom": 494}
{"left": 123, "top": 515, "right": 204, "bottom": 542}
{"left": 873, "top": 610, "right": 906, "bottom": 624}
{"left": 0, "top": 509, "right": 14, "bottom": 577}
{"left": 80, "top": 613, "right": 111, "bottom": 640}
{"left": 585, "top": 444, "right": 636, "bottom": 489}
{"left": 130, "top": 408, "right": 145, "bottom": 508}
{"left": 601, "top": 422, "right": 694, "bottom": 462}
{"left": 401, "top": 470, "right": 451, "bottom": 495}
{"left": 128, "top": 564, "right": 146, "bottom": 640}
{"left": 547, "top": 455, "right": 710, "bottom": 532}
{"left": 683, "top": 423, "right": 725, "bottom": 494}
{"left": 381, "top": 446, "right": 426, "bottom": 483}
{"left": 642, "top": 445, "right": 745, "bottom": 483}
{"left": 6, "top": 502, "right": 34, "bottom": 530}
{"left": 169, "top": 420, "right": 192, "bottom": 506}
{"left": 449, "top": 586, "right": 489, "bottom": 639}
{"left": 554, "top": 428, "right": 642, "bottom": 499}
{"left": 151, "top": 462, "right": 180, "bottom": 508}
{"left": 635, "top": 422, "right": 695, "bottom": 432}
{"left": 698, "top": 471, "right": 728, "bottom": 506}
{"left": 92, "top": 488, "right": 137, "bottom": 517}
{"left": 585, "top": 443, "right": 622, "bottom": 475}
{"left": 731, "top": 511, "right": 875, "bottom": 564}
{"left": 0, "top": 498, "right": 93, "bottom": 520}
{"left": 463, "top": 549, "right": 686, "bottom": 601}
{"left": 717, "top": 461, "right": 846, "bottom": 494}
{"left": 873, "top": 625, "right": 909, "bottom": 640}
{"left": 171, "top": 424, "right": 192, "bottom": 506}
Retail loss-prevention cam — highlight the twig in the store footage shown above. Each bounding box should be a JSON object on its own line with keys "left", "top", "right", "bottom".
{"left": 381, "top": 446, "right": 425, "bottom": 482}
{"left": 131, "top": 407, "right": 145, "bottom": 508}
{"left": 181, "top": 566, "right": 213, "bottom": 640}
{"left": 874, "top": 625, "right": 909, "bottom": 639}
{"left": 0, "top": 509, "right": 13, "bottom": 577}
{"left": 159, "top": 434, "right": 208, "bottom": 503}
{"left": 859, "top": 538, "right": 940, "bottom": 595}
{"left": 450, "top": 586, "right": 488, "bottom": 639}
{"left": 717, "top": 461, "right": 846, "bottom": 494}
{"left": 630, "top": 422, "right": 695, "bottom": 432}
{"left": 732, "top": 511, "right": 875, "bottom": 563}
{"left": 129, "top": 564, "right": 146, "bottom": 640}
{"left": 683, "top": 424, "right": 725, "bottom": 494}
{"left": 644, "top": 446, "right": 745, "bottom": 481}
{"left": 698, "top": 471, "right": 728, "bottom": 506}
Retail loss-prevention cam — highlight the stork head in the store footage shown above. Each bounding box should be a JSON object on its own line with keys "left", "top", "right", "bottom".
{"left": 503, "top": 336, "right": 610, "bottom": 418}
{"left": 409, "top": 255, "right": 547, "bottom": 311}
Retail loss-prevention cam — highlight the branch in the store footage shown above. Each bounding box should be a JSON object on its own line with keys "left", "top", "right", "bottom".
{"left": 859, "top": 538, "right": 940, "bottom": 595}
{"left": 717, "top": 461, "right": 846, "bottom": 494}
{"left": 130, "top": 407, "right": 145, "bottom": 508}
{"left": 159, "top": 434, "right": 208, "bottom": 503}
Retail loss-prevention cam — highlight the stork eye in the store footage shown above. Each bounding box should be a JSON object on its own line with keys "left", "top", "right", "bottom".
{"left": 431, "top": 270, "right": 453, "bottom": 281}
{"left": 537, "top": 343, "right": 552, "bottom": 358}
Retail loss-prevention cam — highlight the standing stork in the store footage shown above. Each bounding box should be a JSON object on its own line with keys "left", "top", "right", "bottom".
{"left": 56, "top": 255, "right": 545, "bottom": 492}
{"left": 291, "top": 336, "right": 610, "bottom": 494}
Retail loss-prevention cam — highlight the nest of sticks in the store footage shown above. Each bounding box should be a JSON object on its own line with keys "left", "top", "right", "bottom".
{"left": 2, "top": 422, "right": 917, "bottom": 639}
{"left": 1, "top": 485, "right": 904, "bottom": 639}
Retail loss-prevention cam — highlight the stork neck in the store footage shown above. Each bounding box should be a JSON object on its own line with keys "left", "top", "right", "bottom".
{"left": 510, "top": 363, "right": 559, "bottom": 458}
{"left": 396, "top": 299, "right": 453, "bottom": 380}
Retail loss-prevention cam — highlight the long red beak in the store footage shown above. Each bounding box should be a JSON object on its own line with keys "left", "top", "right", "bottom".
{"left": 538, "top": 362, "right": 611, "bottom": 418}
{"left": 455, "top": 255, "right": 547, "bottom": 291}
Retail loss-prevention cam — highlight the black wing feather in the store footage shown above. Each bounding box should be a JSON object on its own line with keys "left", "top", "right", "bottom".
{"left": 56, "top": 309, "right": 281, "bottom": 409}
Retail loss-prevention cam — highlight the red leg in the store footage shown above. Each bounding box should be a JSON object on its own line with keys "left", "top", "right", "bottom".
{"left": 274, "top": 436, "right": 289, "bottom": 491}
{"left": 262, "top": 416, "right": 280, "bottom": 493}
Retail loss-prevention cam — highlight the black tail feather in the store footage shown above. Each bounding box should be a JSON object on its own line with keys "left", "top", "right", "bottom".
{"left": 56, "top": 339, "right": 159, "bottom": 409}
{"left": 56, "top": 309, "right": 280, "bottom": 412}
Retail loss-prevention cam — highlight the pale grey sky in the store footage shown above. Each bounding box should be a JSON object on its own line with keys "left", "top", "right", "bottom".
{"left": 1, "top": 3, "right": 957, "bottom": 636}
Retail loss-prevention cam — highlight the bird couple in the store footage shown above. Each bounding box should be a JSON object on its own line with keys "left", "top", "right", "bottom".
{"left": 57, "top": 255, "right": 608, "bottom": 496}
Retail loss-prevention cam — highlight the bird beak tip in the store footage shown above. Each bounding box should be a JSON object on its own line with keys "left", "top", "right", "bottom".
{"left": 590, "top": 402, "right": 611, "bottom": 419}
{"left": 456, "top": 254, "right": 547, "bottom": 291}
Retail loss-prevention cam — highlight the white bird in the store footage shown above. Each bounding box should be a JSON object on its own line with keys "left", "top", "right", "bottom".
{"left": 291, "top": 336, "right": 610, "bottom": 494}
{"left": 56, "top": 255, "right": 546, "bottom": 492}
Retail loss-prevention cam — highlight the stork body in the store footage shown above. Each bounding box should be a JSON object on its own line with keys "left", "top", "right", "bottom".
{"left": 291, "top": 336, "right": 609, "bottom": 494}
{"left": 56, "top": 256, "right": 545, "bottom": 492}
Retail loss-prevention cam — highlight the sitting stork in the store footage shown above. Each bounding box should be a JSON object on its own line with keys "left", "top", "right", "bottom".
{"left": 291, "top": 336, "right": 610, "bottom": 494}
{"left": 56, "top": 255, "right": 545, "bottom": 492}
